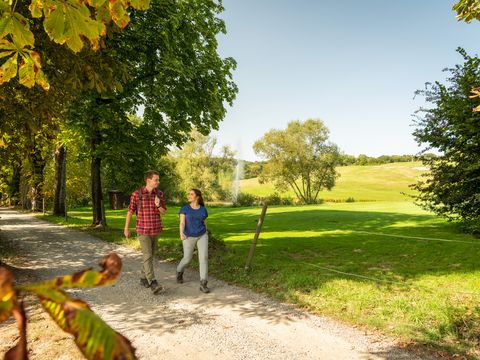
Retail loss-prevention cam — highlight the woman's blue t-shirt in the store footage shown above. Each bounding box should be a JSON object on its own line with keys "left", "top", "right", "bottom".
{"left": 179, "top": 204, "right": 208, "bottom": 237}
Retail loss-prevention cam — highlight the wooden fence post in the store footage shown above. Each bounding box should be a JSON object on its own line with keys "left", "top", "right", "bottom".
{"left": 245, "top": 203, "right": 268, "bottom": 271}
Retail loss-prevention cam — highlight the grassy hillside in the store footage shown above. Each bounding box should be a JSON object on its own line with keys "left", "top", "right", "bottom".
{"left": 240, "top": 161, "right": 428, "bottom": 202}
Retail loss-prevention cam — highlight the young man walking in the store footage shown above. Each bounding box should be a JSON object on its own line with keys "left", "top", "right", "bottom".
{"left": 124, "top": 170, "right": 167, "bottom": 295}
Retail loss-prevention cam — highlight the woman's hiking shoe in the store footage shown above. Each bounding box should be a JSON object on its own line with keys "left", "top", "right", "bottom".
{"left": 176, "top": 271, "right": 184, "bottom": 284}
{"left": 199, "top": 280, "right": 210, "bottom": 293}
{"left": 140, "top": 278, "right": 150, "bottom": 288}
{"left": 150, "top": 280, "right": 163, "bottom": 295}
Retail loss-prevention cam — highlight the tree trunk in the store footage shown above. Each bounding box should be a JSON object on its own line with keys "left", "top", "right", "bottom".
{"left": 90, "top": 126, "right": 106, "bottom": 227}
{"left": 53, "top": 144, "right": 67, "bottom": 216}
{"left": 30, "top": 136, "right": 46, "bottom": 211}
{"left": 19, "top": 179, "right": 30, "bottom": 210}
{"left": 91, "top": 153, "right": 104, "bottom": 226}
{"left": 9, "top": 165, "right": 21, "bottom": 205}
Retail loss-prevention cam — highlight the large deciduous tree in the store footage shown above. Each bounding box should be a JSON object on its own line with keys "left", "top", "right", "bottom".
{"left": 254, "top": 119, "right": 341, "bottom": 204}
{"left": 0, "top": 0, "right": 137, "bottom": 212}
{"left": 412, "top": 48, "right": 480, "bottom": 224}
{"left": 66, "top": 0, "right": 237, "bottom": 225}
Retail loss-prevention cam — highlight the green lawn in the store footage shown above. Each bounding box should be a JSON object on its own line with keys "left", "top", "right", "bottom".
{"left": 37, "top": 162, "right": 480, "bottom": 358}
{"left": 39, "top": 201, "right": 480, "bottom": 358}
{"left": 241, "top": 161, "right": 427, "bottom": 202}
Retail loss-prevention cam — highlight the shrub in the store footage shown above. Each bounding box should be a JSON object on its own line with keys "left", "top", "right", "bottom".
{"left": 233, "top": 192, "right": 258, "bottom": 207}
{"left": 263, "top": 192, "right": 294, "bottom": 205}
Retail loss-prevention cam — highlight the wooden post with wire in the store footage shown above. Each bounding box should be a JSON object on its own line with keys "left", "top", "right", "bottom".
{"left": 245, "top": 203, "right": 268, "bottom": 271}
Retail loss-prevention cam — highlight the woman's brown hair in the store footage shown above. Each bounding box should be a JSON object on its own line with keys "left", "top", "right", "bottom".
{"left": 191, "top": 188, "right": 205, "bottom": 206}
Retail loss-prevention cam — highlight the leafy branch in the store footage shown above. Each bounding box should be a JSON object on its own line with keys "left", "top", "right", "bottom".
{"left": 0, "top": 253, "right": 137, "bottom": 360}
{"left": 0, "top": 0, "right": 150, "bottom": 89}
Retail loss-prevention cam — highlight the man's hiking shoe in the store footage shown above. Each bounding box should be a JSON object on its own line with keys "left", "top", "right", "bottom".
{"left": 199, "top": 280, "right": 210, "bottom": 293}
{"left": 176, "top": 271, "right": 184, "bottom": 284}
{"left": 140, "top": 278, "right": 150, "bottom": 288}
{"left": 150, "top": 280, "right": 163, "bottom": 295}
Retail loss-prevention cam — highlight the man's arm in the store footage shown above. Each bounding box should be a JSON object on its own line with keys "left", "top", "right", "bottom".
{"left": 124, "top": 211, "right": 133, "bottom": 238}
{"left": 124, "top": 192, "right": 137, "bottom": 238}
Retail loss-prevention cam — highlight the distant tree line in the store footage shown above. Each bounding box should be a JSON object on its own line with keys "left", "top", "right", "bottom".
{"left": 241, "top": 153, "right": 436, "bottom": 180}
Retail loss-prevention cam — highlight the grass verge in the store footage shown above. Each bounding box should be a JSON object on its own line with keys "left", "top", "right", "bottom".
{"left": 38, "top": 202, "right": 480, "bottom": 358}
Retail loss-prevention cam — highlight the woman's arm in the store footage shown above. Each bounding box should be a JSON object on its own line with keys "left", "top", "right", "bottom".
{"left": 179, "top": 214, "right": 186, "bottom": 240}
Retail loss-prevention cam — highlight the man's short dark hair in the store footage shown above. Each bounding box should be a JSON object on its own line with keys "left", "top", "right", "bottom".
{"left": 144, "top": 170, "right": 159, "bottom": 181}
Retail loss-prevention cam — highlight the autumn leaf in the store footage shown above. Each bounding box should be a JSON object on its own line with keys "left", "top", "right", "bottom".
{"left": 40, "top": 294, "right": 137, "bottom": 360}
{"left": 11, "top": 13, "right": 35, "bottom": 48}
{"left": 37, "top": 253, "right": 122, "bottom": 290}
{"left": 0, "top": 266, "right": 16, "bottom": 323}
{"left": 29, "top": 0, "right": 44, "bottom": 18}
{"left": 0, "top": 15, "right": 13, "bottom": 39}
{"left": 16, "top": 253, "right": 136, "bottom": 360}
{"left": 128, "top": 0, "right": 150, "bottom": 11}
{"left": 43, "top": 1, "right": 105, "bottom": 53}
{"left": 0, "top": 52, "right": 18, "bottom": 85}
{"left": 4, "top": 301, "right": 28, "bottom": 360}
{"left": 18, "top": 54, "right": 35, "bottom": 87}
{"left": 109, "top": 0, "right": 130, "bottom": 28}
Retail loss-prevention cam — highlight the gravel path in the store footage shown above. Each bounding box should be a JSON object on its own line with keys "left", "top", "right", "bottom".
{"left": 0, "top": 208, "right": 439, "bottom": 360}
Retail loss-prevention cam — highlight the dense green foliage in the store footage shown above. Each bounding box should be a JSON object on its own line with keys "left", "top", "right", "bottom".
{"left": 172, "top": 132, "right": 235, "bottom": 201}
{"left": 413, "top": 49, "right": 480, "bottom": 226}
{"left": 254, "top": 119, "right": 341, "bottom": 204}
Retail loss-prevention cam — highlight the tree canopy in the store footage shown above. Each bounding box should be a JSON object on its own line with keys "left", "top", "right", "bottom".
{"left": 412, "top": 48, "right": 480, "bottom": 224}
{"left": 0, "top": 0, "right": 149, "bottom": 88}
{"left": 254, "top": 119, "right": 341, "bottom": 204}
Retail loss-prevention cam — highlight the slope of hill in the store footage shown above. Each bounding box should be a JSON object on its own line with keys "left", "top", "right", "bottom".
{"left": 240, "top": 162, "right": 428, "bottom": 202}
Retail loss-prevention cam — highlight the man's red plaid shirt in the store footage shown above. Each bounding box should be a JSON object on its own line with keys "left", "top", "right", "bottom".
{"left": 128, "top": 187, "right": 166, "bottom": 235}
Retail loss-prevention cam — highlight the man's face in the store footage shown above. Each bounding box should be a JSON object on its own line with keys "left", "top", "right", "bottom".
{"left": 147, "top": 175, "right": 160, "bottom": 188}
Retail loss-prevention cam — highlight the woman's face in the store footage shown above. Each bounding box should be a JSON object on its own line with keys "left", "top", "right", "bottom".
{"left": 187, "top": 190, "right": 197, "bottom": 203}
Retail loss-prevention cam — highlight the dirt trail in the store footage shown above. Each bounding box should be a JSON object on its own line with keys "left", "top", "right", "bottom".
{"left": 0, "top": 208, "right": 438, "bottom": 360}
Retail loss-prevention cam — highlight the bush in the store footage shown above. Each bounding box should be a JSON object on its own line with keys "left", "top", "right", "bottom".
{"left": 263, "top": 192, "right": 294, "bottom": 205}
{"left": 346, "top": 197, "right": 355, "bottom": 203}
{"left": 232, "top": 192, "right": 258, "bottom": 207}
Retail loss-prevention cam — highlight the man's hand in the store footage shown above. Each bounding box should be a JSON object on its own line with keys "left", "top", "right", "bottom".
{"left": 155, "top": 196, "right": 166, "bottom": 215}
{"left": 124, "top": 228, "right": 130, "bottom": 238}
{"left": 180, "top": 233, "right": 186, "bottom": 241}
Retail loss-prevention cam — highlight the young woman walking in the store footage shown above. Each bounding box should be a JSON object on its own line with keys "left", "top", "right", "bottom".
{"left": 176, "top": 188, "right": 210, "bottom": 293}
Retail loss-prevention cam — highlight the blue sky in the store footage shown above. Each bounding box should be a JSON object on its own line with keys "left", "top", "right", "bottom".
{"left": 213, "top": 0, "right": 480, "bottom": 161}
